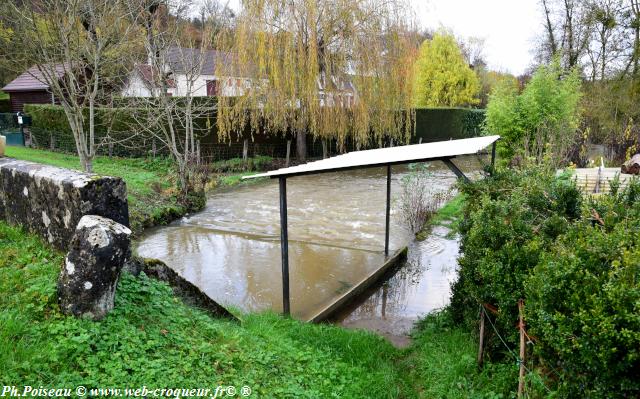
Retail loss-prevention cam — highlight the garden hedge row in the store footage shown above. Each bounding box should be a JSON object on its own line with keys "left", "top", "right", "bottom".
{"left": 23, "top": 104, "right": 485, "bottom": 158}
{"left": 413, "top": 108, "right": 485, "bottom": 142}
{"left": 24, "top": 104, "right": 218, "bottom": 157}
{"left": 0, "top": 98, "right": 10, "bottom": 113}
{"left": 452, "top": 167, "right": 639, "bottom": 397}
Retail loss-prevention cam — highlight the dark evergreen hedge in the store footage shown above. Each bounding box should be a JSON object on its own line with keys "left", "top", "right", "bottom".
{"left": 413, "top": 108, "right": 485, "bottom": 143}
{"left": 23, "top": 104, "right": 486, "bottom": 158}
{"left": 0, "top": 99, "right": 11, "bottom": 113}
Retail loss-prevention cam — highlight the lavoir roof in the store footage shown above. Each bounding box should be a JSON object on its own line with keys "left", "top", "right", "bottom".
{"left": 244, "top": 135, "right": 500, "bottom": 179}
{"left": 242, "top": 135, "right": 500, "bottom": 316}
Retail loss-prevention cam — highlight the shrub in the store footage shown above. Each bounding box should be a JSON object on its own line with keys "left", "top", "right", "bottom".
{"left": 398, "top": 163, "right": 454, "bottom": 233}
{"left": 24, "top": 104, "right": 217, "bottom": 157}
{"left": 484, "top": 60, "right": 582, "bottom": 165}
{"left": 526, "top": 179, "right": 640, "bottom": 397}
{"left": 452, "top": 167, "right": 582, "bottom": 354}
{"left": 452, "top": 167, "right": 640, "bottom": 397}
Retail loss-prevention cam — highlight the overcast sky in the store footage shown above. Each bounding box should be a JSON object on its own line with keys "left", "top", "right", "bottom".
{"left": 222, "top": 0, "right": 542, "bottom": 75}
{"left": 413, "top": 0, "right": 542, "bottom": 75}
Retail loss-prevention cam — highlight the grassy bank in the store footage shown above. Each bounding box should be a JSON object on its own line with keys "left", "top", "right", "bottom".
{"left": 416, "top": 194, "right": 465, "bottom": 241}
{"left": 0, "top": 221, "right": 519, "bottom": 397}
{"left": 3, "top": 147, "right": 270, "bottom": 234}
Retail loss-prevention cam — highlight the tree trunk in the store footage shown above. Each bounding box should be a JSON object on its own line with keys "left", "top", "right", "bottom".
{"left": 243, "top": 139, "right": 249, "bottom": 161}
{"left": 286, "top": 140, "right": 291, "bottom": 167}
{"left": 322, "top": 140, "right": 328, "bottom": 159}
{"left": 296, "top": 132, "right": 307, "bottom": 162}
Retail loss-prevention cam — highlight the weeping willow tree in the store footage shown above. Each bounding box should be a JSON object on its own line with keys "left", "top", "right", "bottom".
{"left": 216, "top": 0, "right": 416, "bottom": 161}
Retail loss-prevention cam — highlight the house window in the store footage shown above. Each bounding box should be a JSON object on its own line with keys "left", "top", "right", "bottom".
{"left": 206, "top": 80, "right": 219, "bottom": 96}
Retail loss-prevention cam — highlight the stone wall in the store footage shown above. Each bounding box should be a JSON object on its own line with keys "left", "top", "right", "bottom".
{"left": 0, "top": 158, "right": 129, "bottom": 250}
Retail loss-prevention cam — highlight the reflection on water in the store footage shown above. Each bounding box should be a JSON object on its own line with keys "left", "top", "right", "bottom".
{"left": 333, "top": 225, "right": 459, "bottom": 347}
{"left": 135, "top": 157, "right": 481, "bottom": 320}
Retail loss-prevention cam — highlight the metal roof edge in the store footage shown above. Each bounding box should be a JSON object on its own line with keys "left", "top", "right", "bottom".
{"left": 243, "top": 135, "right": 500, "bottom": 180}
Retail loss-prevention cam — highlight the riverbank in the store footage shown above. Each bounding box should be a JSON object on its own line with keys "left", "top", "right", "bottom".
{"left": 415, "top": 194, "right": 465, "bottom": 241}
{"left": 0, "top": 221, "right": 517, "bottom": 397}
{"left": 3, "top": 147, "right": 270, "bottom": 235}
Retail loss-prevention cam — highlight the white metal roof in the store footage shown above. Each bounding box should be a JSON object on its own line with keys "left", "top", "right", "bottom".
{"left": 243, "top": 135, "right": 500, "bottom": 179}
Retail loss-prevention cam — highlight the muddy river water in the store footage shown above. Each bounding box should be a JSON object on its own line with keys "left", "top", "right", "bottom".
{"left": 135, "top": 157, "right": 482, "bottom": 340}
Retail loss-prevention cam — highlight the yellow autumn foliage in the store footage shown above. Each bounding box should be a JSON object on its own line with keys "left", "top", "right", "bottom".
{"left": 413, "top": 32, "right": 480, "bottom": 108}
{"left": 217, "top": 0, "right": 417, "bottom": 150}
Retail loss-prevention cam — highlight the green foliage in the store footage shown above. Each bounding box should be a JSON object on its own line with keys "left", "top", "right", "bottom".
{"left": 452, "top": 166, "right": 640, "bottom": 397}
{"left": 210, "top": 156, "right": 274, "bottom": 173}
{"left": 526, "top": 181, "right": 640, "bottom": 397}
{"left": 582, "top": 79, "right": 639, "bottom": 163}
{"left": 414, "top": 108, "right": 485, "bottom": 142}
{"left": 0, "top": 98, "right": 9, "bottom": 113}
{"left": 413, "top": 32, "right": 480, "bottom": 108}
{"left": 485, "top": 60, "right": 582, "bottom": 163}
{"left": 24, "top": 104, "right": 220, "bottom": 158}
{"left": 24, "top": 104, "right": 168, "bottom": 157}
{"left": 453, "top": 167, "right": 582, "bottom": 352}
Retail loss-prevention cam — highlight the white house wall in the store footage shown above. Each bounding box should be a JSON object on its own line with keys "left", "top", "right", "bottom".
{"left": 121, "top": 73, "right": 153, "bottom": 97}
{"left": 170, "top": 74, "right": 249, "bottom": 97}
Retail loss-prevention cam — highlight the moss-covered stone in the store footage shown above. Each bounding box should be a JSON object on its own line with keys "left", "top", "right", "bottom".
{"left": 0, "top": 158, "right": 129, "bottom": 250}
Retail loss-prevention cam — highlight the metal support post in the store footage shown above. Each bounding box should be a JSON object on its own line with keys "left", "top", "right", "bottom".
{"left": 442, "top": 158, "right": 470, "bottom": 182}
{"left": 491, "top": 141, "right": 497, "bottom": 172}
{"left": 385, "top": 164, "right": 391, "bottom": 257}
{"left": 279, "top": 177, "right": 290, "bottom": 315}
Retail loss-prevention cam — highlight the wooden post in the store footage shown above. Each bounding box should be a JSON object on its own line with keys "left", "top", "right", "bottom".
{"left": 517, "top": 299, "right": 526, "bottom": 398}
{"left": 477, "top": 305, "right": 485, "bottom": 368}
{"left": 242, "top": 138, "right": 249, "bottom": 162}
{"left": 285, "top": 140, "right": 291, "bottom": 167}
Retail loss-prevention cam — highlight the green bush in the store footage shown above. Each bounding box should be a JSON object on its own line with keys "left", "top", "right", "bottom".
{"left": 452, "top": 167, "right": 640, "bottom": 396}
{"left": 526, "top": 180, "right": 640, "bottom": 397}
{"left": 452, "top": 167, "right": 581, "bottom": 353}
{"left": 484, "top": 60, "right": 582, "bottom": 164}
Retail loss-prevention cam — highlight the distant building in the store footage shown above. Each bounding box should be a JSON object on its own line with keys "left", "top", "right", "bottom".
{"left": 317, "top": 74, "right": 357, "bottom": 108}
{"left": 1, "top": 65, "right": 64, "bottom": 112}
{"left": 121, "top": 47, "right": 250, "bottom": 98}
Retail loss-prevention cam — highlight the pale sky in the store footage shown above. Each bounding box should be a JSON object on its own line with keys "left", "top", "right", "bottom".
{"left": 222, "top": 0, "right": 542, "bottom": 75}
{"left": 413, "top": 0, "right": 542, "bottom": 75}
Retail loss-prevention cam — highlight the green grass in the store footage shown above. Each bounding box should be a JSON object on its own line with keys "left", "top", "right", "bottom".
{"left": 401, "top": 311, "right": 519, "bottom": 398}
{"left": 0, "top": 91, "right": 8, "bottom": 100}
{"left": 0, "top": 221, "right": 520, "bottom": 397}
{"left": 416, "top": 194, "right": 465, "bottom": 241}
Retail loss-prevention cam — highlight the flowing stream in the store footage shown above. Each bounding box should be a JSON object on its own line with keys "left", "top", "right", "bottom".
{"left": 135, "top": 157, "right": 481, "bottom": 329}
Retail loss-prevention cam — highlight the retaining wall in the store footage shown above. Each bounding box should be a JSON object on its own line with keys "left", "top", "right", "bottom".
{"left": 0, "top": 158, "right": 129, "bottom": 250}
